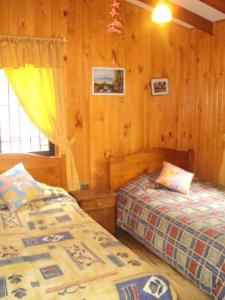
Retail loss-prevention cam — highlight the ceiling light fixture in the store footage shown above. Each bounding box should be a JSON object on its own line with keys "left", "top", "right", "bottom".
{"left": 152, "top": 2, "right": 172, "bottom": 24}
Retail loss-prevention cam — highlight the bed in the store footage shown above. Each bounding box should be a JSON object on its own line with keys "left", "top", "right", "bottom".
{"left": 0, "top": 153, "right": 177, "bottom": 300}
{"left": 110, "top": 148, "right": 225, "bottom": 300}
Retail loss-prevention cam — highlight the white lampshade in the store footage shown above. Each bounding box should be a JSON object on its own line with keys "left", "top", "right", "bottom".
{"left": 152, "top": 4, "right": 172, "bottom": 23}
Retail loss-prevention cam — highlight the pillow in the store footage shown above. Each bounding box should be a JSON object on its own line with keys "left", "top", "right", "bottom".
{"left": 156, "top": 161, "right": 194, "bottom": 194}
{"left": 0, "top": 163, "right": 42, "bottom": 211}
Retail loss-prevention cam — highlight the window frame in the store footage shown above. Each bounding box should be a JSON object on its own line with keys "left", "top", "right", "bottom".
{"left": 27, "top": 142, "right": 55, "bottom": 156}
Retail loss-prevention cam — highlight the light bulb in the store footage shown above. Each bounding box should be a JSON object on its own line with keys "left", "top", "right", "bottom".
{"left": 152, "top": 4, "right": 172, "bottom": 23}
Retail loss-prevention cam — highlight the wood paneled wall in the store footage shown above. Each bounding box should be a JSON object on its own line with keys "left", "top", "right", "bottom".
{"left": 0, "top": 0, "right": 224, "bottom": 188}
{"left": 190, "top": 23, "right": 225, "bottom": 184}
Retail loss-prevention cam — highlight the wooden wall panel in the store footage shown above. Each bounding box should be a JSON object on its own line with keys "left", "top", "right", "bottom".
{"left": 1, "top": 0, "right": 224, "bottom": 188}
{"left": 190, "top": 23, "right": 225, "bottom": 184}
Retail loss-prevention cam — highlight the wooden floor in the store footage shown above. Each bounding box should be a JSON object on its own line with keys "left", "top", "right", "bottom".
{"left": 116, "top": 229, "right": 211, "bottom": 300}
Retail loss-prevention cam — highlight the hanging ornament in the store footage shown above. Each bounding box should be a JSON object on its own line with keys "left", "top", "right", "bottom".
{"left": 107, "top": 0, "right": 123, "bottom": 66}
{"left": 107, "top": 19, "right": 123, "bottom": 34}
{"left": 110, "top": 7, "right": 120, "bottom": 18}
{"left": 107, "top": 0, "right": 123, "bottom": 34}
{"left": 111, "top": 0, "right": 120, "bottom": 10}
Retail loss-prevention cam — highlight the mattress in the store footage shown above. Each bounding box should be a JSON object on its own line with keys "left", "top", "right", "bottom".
{"left": 117, "top": 173, "right": 225, "bottom": 300}
{"left": 0, "top": 190, "right": 177, "bottom": 300}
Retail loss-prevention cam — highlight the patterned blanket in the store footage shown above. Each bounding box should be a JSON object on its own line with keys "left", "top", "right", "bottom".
{"left": 0, "top": 192, "right": 177, "bottom": 300}
{"left": 117, "top": 173, "right": 225, "bottom": 300}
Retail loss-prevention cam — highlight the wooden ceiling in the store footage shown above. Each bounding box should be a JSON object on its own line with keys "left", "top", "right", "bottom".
{"left": 199, "top": 0, "right": 225, "bottom": 14}
{"left": 128, "top": 0, "right": 225, "bottom": 34}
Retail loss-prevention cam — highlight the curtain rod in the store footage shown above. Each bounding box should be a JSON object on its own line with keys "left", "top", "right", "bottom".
{"left": 0, "top": 34, "right": 67, "bottom": 43}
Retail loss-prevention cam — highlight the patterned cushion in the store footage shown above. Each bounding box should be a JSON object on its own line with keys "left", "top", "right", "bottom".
{"left": 0, "top": 163, "right": 42, "bottom": 211}
{"left": 156, "top": 161, "right": 194, "bottom": 194}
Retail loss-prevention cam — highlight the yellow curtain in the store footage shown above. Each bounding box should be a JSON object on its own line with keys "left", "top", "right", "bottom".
{"left": 0, "top": 35, "right": 80, "bottom": 190}
{"left": 4, "top": 64, "right": 80, "bottom": 190}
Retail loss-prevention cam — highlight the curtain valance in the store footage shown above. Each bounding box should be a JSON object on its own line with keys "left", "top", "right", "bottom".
{"left": 0, "top": 35, "right": 65, "bottom": 68}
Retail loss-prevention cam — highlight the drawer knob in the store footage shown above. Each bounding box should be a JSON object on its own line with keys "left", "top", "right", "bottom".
{"left": 97, "top": 201, "right": 102, "bottom": 207}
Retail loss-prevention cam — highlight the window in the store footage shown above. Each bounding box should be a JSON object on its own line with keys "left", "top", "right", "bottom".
{"left": 0, "top": 70, "right": 54, "bottom": 155}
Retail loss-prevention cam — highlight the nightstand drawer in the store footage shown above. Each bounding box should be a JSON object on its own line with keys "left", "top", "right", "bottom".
{"left": 80, "top": 196, "right": 115, "bottom": 211}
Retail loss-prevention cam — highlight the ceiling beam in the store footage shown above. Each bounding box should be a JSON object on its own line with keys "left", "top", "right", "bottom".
{"left": 135, "top": 0, "right": 214, "bottom": 34}
{"left": 198, "top": 0, "right": 225, "bottom": 14}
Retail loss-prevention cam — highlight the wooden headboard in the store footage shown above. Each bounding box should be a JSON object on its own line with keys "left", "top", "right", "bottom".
{"left": 0, "top": 153, "right": 67, "bottom": 188}
{"left": 109, "top": 148, "right": 194, "bottom": 191}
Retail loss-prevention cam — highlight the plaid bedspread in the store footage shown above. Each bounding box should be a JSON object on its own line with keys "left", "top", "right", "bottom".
{"left": 0, "top": 192, "right": 177, "bottom": 300}
{"left": 117, "top": 173, "right": 225, "bottom": 300}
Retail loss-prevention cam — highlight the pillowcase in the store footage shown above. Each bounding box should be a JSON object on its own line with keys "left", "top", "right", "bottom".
{"left": 156, "top": 161, "right": 194, "bottom": 194}
{"left": 0, "top": 163, "right": 42, "bottom": 211}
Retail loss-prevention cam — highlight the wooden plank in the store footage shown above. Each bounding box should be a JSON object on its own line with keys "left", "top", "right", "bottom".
{"left": 138, "top": 0, "right": 214, "bottom": 34}
{"left": 17, "top": 0, "right": 35, "bottom": 35}
{"left": 199, "top": 0, "right": 225, "bottom": 14}
{"left": 0, "top": 0, "right": 9, "bottom": 34}
{"left": 67, "top": 0, "right": 90, "bottom": 186}
{"left": 34, "top": 0, "right": 52, "bottom": 37}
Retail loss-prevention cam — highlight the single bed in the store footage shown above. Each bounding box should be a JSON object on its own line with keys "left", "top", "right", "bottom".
{"left": 0, "top": 153, "right": 177, "bottom": 300}
{"left": 110, "top": 148, "right": 225, "bottom": 300}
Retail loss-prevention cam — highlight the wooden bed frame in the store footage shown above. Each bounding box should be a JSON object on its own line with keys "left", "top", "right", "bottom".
{"left": 0, "top": 153, "right": 67, "bottom": 188}
{"left": 109, "top": 148, "right": 194, "bottom": 191}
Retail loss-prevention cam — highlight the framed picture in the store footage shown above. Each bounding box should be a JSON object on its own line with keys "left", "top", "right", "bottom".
{"left": 92, "top": 67, "right": 125, "bottom": 95}
{"left": 151, "top": 78, "right": 169, "bottom": 96}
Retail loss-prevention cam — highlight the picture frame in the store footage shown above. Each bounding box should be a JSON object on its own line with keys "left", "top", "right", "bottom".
{"left": 151, "top": 78, "right": 169, "bottom": 96}
{"left": 92, "top": 67, "right": 125, "bottom": 96}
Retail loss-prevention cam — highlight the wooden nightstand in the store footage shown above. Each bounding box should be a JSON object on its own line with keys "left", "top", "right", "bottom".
{"left": 69, "top": 189, "right": 117, "bottom": 234}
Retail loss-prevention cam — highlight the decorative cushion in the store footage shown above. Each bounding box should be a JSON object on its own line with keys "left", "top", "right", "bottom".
{"left": 156, "top": 161, "right": 194, "bottom": 194}
{"left": 0, "top": 163, "right": 42, "bottom": 211}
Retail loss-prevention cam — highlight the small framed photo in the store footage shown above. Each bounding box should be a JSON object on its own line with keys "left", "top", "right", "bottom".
{"left": 151, "top": 78, "right": 169, "bottom": 96}
{"left": 92, "top": 67, "right": 125, "bottom": 96}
